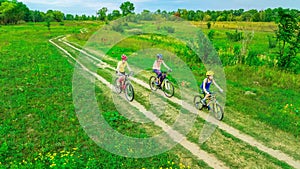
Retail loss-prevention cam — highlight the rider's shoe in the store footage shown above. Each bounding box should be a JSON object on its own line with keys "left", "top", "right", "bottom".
{"left": 201, "top": 99, "right": 206, "bottom": 105}
{"left": 155, "top": 81, "right": 159, "bottom": 85}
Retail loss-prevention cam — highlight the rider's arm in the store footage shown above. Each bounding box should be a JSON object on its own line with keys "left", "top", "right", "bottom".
{"left": 162, "top": 60, "right": 171, "bottom": 70}
{"left": 127, "top": 62, "right": 132, "bottom": 72}
{"left": 116, "top": 61, "right": 121, "bottom": 73}
{"left": 213, "top": 79, "right": 223, "bottom": 92}
{"left": 202, "top": 78, "right": 209, "bottom": 94}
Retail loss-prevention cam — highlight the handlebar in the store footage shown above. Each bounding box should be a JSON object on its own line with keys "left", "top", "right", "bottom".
{"left": 161, "top": 69, "right": 172, "bottom": 74}
{"left": 115, "top": 71, "right": 134, "bottom": 77}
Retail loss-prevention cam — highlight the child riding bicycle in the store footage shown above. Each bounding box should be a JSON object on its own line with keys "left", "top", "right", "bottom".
{"left": 200, "top": 71, "right": 223, "bottom": 105}
{"left": 116, "top": 54, "right": 133, "bottom": 90}
{"left": 152, "top": 54, "right": 172, "bottom": 88}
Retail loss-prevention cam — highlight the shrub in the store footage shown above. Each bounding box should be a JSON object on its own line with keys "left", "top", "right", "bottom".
{"left": 207, "top": 22, "right": 211, "bottom": 29}
{"left": 226, "top": 29, "right": 243, "bottom": 42}
{"left": 267, "top": 35, "right": 276, "bottom": 48}
{"left": 112, "top": 23, "right": 124, "bottom": 33}
{"left": 246, "top": 50, "right": 261, "bottom": 66}
{"left": 163, "top": 26, "right": 175, "bottom": 33}
{"left": 207, "top": 30, "right": 215, "bottom": 41}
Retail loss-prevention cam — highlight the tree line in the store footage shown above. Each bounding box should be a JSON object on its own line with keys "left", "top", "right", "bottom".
{"left": 1, "top": 0, "right": 300, "bottom": 24}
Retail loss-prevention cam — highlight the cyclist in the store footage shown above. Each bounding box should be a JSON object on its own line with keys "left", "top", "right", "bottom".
{"left": 200, "top": 71, "right": 223, "bottom": 105}
{"left": 152, "top": 54, "right": 172, "bottom": 87}
{"left": 116, "top": 54, "right": 132, "bottom": 90}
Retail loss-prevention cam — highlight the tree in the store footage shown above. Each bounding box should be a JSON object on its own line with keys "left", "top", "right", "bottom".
{"left": 0, "top": 1, "right": 29, "bottom": 24}
{"left": 120, "top": 1, "right": 134, "bottom": 16}
{"left": 97, "top": 7, "right": 107, "bottom": 21}
{"left": 0, "top": 1, "right": 16, "bottom": 24}
{"left": 15, "top": 1, "right": 30, "bottom": 22}
{"left": 52, "top": 10, "right": 64, "bottom": 22}
{"left": 65, "top": 14, "right": 74, "bottom": 20}
{"left": 30, "top": 10, "right": 45, "bottom": 22}
{"left": 194, "top": 10, "right": 204, "bottom": 21}
{"left": 81, "top": 14, "right": 87, "bottom": 20}
{"left": 45, "top": 10, "right": 54, "bottom": 21}
{"left": 275, "top": 8, "right": 300, "bottom": 69}
{"left": 112, "top": 10, "right": 121, "bottom": 19}
{"left": 264, "top": 8, "right": 274, "bottom": 22}
{"left": 187, "top": 10, "right": 195, "bottom": 21}
{"left": 140, "top": 9, "right": 152, "bottom": 20}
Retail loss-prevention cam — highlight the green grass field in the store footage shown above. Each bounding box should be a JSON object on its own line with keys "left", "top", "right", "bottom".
{"left": 1, "top": 20, "right": 300, "bottom": 168}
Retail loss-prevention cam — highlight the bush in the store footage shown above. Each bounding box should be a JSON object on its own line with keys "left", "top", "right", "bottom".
{"left": 112, "top": 23, "right": 124, "bottom": 33}
{"left": 246, "top": 50, "right": 261, "bottom": 66}
{"left": 267, "top": 35, "right": 276, "bottom": 48}
{"left": 207, "top": 22, "right": 211, "bottom": 29}
{"left": 163, "top": 26, "right": 175, "bottom": 33}
{"left": 207, "top": 30, "right": 215, "bottom": 41}
{"left": 226, "top": 29, "right": 243, "bottom": 42}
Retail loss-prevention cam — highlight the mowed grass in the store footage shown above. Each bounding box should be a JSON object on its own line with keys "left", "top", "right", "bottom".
{"left": 0, "top": 22, "right": 212, "bottom": 168}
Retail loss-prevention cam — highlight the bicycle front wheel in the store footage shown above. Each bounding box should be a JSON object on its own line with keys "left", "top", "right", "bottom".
{"left": 213, "top": 103, "right": 224, "bottom": 121}
{"left": 162, "top": 80, "right": 174, "bottom": 98}
{"left": 114, "top": 78, "right": 122, "bottom": 94}
{"left": 193, "top": 95, "right": 204, "bottom": 110}
{"left": 125, "top": 83, "right": 134, "bottom": 102}
{"left": 149, "top": 76, "right": 158, "bottom": 91}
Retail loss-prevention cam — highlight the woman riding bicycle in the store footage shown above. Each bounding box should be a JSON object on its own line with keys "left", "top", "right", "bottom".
{"left": 152, "top": 54, "right": 172, "bottom": 87}
{"left": 200, "top": 71, "right": 223, "bottom": 105}
{"left": 116, "top": 54, "right": 132, "bottom": 90}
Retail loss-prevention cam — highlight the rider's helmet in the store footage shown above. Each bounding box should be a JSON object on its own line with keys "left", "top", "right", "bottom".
{"left": 157, "top": 54, "right": 163, "bottom": 59}
{"left": 206, "top": 70, "right": 214, "bottom": 76}
{"left": 121, "top": 54, "right": 127, "bottom": 61}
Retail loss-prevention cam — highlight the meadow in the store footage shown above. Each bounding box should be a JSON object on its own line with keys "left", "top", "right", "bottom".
{"left": 1, "top": 20, "right": 300, "bottom": 168}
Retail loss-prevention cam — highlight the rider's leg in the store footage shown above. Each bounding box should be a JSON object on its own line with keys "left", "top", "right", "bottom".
{"left": 121, "top": 76, "right": 126, "bottom": 89}
{"left": 153, "top": 69, "right": 161, "bottom": 85}
{"left": 201, "top": 90, "right": 210, "bottom": 105}
{"left": 160, "top": 74, "right": 166, "bottom": 84}
{"left": 118, "top": 72, "right": 125, "bottom": 89}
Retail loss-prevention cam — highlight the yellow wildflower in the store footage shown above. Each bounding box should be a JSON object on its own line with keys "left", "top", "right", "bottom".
{"left": 50, "top": 163, "right": 56, "bottom": 168}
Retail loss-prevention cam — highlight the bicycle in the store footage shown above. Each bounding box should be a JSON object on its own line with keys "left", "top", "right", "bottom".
{"left": 114, "top": 72, "right": 134, "bottom": 102}
{"left": 193, "top": 91, "right": 224, "bottom": 120}
{"left": 149, "top": 70, "right": 174, "bottom": 98}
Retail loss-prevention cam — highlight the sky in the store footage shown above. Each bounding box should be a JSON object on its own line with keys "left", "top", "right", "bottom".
{"left": 19, "top": 0, "right": 300, "bottom": 16}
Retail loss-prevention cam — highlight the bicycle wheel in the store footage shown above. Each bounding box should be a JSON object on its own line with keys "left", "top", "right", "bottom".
{"left": 213, "top": 103, "right": 224, "bottom": 121}
{"left": 162, "top": 80, "right": 174, "bottom": 98}
{"left": 125, "top": 83, "right": 134, "bottom": 102}
{"left": 193, "top": 95, "right": 204, "bottom": 110}
{"left": 114, "top": 78, "right": 122, "bottom": 94}
{"left": 149, "top": 76, "right": 158, "bottom": 91}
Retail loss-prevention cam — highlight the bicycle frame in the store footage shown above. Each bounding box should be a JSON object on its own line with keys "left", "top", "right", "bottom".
{"left": 206, "top": 94, "right": 217, "bottom": 108}
{"left": 114, "top": 72, "right": 134, "bottom": 102}
{"left": 156, "top": 71, "right": 168, "bottom": 85}
{"left": 149, "top": 70, "right": 174, "bottom": 98}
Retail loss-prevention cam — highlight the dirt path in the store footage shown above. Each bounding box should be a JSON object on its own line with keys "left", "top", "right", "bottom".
{"left": 51, "top": 36, "right": 300, "bottom": 169}
{"left": 50, "top": 37, "right": 229, "bottom": 169}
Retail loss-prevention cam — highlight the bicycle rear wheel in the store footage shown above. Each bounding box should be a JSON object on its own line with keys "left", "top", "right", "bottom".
{"left": 193, "top": 95, "right": 204, "bottom": 110}
{"left": 163, "top": 80, "right": 174, "bottom": 98}
{"left": 125, "top": 83, "right": 134, "bottom": 102}
{"left": 149, "top": 76, "right": 158, "bottom": 91}
{"left": 213, "top": 103, "right": 224, "bottom": 120}
{"left": 114, "top": 78, "right": 122, "bottom": 94}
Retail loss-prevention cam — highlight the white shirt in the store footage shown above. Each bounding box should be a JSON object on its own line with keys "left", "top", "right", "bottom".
{"left": 152, "top": 59, "right": 170, "bottom": 70}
